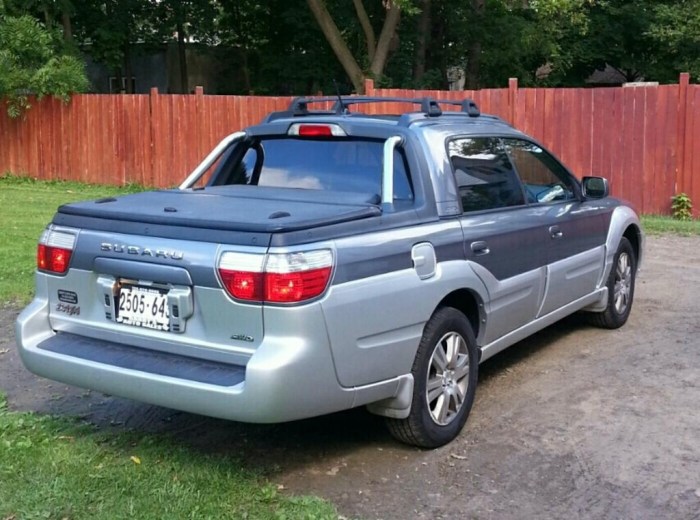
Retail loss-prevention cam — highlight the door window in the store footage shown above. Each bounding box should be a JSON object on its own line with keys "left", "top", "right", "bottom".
{"left": 448, "top": 137, "right": 525, "bottom": 213}
{"left": 503, "top": 139, "right": 577, "bottom": 204}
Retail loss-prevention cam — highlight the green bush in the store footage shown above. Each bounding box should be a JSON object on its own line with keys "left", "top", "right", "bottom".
{"left": 671, "top": 192, "right": 693, "bottom": 221}
{"left": 0, "top": 14, "right": 89, "bottom": 118}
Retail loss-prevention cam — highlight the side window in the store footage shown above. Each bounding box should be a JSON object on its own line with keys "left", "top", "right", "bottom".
{"left": 392, "top": 149, "right": 414, "bottom": 201}
{"left": 210, "top": 145, "right": 256, "bottom": 185}
{"left": 240, "top": 148, "right": 257, "bottom": 182}
{"left": 503, "top": 139, "right": 576, "bottom": 204}
{"left": 448, "top": 137, "right": 525, "bottom": 213}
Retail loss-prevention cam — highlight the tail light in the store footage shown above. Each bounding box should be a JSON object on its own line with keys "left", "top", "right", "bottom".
{"left": 264, "top": 250, "right": 333, "bottom": 303}
{"left": 37, "top": 229, "right": 76, "bottom": 275}
{"left": 218, "top": 252, "right": 265, "bottom": 301}
{"left": 218, "top": 250, "right": 333, "bottom": 304}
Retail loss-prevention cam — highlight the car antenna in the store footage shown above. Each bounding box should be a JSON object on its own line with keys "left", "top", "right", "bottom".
{"left": 332, "top": 80, "right": 346, "bottom": 115}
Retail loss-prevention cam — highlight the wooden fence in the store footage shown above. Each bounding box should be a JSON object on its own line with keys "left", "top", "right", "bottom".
{"left": 1, "top": 74, "right": 698, "bottom": 216}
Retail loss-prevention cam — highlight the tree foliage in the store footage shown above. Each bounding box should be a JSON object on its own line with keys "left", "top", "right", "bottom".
{"left": 647, "top": 0, "right": 700, "bottom": 80}
{"left": 0, "top": 12, "right": 88, "bottom": 117}
{"left": 3, "top": 0, "right": 698, "bottom": 100}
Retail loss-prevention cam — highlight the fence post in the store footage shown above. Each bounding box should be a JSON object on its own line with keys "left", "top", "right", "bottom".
{"left": 194, "top": 86, "right": 204, "bottom": 165}
{"left": 676, "top": 72, "right": 690, "bottom": 197}
{"left": 364, "top": 78, "right": 375, "bottom": 96}
{"left": 149, "top": 87, "right": 159, "bottom": 187}
{"left": 508, "top": 78, "right": 518, "bottom": 126}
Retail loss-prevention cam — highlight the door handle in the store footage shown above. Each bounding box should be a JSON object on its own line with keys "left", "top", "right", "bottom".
{"left": 470, "top": 241, "right": 490, "bottom": 256}
{"left": 549, "top": 225, "right": 563, "bottom": 239}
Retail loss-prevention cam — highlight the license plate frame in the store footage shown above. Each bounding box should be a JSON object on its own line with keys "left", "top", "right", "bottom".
{"left": 116, "top": 282, "right": 170, "bottom": 332}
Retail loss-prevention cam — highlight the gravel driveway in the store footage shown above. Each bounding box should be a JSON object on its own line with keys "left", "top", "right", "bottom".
{"left": 1, "top": 235, "right": 699, "bottom": 519}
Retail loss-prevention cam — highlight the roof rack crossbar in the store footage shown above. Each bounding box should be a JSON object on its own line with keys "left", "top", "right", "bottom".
{"left": 287, "top": 96, "right": 448, "bottom": 118}
{"left": 278, "top": 96, "right": 481, "bottom": 120}
{"left": 435, "top": 99, "right": 481, "bottom": 117}
{"left": 288, "top": 96, "right": 341, "bottom": 116}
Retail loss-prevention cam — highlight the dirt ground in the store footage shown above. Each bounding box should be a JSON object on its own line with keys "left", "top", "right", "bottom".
{"left": 1, "top": 235, "right": 699, "bottom": 519}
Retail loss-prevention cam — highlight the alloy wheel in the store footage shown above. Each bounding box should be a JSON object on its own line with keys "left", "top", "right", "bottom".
{"left": 425, "top": 331, "right": 471, "bottom": 426}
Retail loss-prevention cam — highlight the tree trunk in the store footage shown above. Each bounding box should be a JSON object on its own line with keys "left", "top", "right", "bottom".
{"left": 430, "top": 6, "right": 448, "bottom": 89}
{"left": 370, "top": 2, "right": 401, "bottom": 77}
{"left": 176, "top": 20, "right": 189, "bottom": 94}
{"left": 413, "top": 0, "right": 431, "bottom": 81}
{"left": 114, "top": 66, "right": 124, "bottom": 94}
{"left": 239, "top": 48, "right": 251, "bottom": 93}
{"left": 352, "top": 0, "right": 376, "bottom": 63}
{"left": 306, "top": 0, "right": 366, "bottom": 93}
{"left": 466, "top": 0, "right": 485, "bottom": 89}
{"left": 61, "top": 11, "right": 73, "bottom": 42}
{"left": 123, "top": 45, "right": 133, "bottom": 94}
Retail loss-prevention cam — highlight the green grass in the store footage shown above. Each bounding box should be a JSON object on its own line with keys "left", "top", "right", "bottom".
{"left": 0, "top": 175, "right": 143, "bottom": 305}
{"left": 640, "top": 215, "right": 700, "bottom": 236}
{"left": 0, "top": 395, "right": 337, "bottom": 520}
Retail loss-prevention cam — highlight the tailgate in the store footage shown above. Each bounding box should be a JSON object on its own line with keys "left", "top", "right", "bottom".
{"left": 44, "top": 226, "right": 266, "bottom": 365}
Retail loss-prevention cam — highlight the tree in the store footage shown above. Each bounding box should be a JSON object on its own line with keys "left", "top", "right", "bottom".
{"left": 412, "top": 0, "right": 430, "bottom": 81}
{"left": 240, "top": 0, "right": 347, "bottom": 95}
{"left": 72, "top": 0, "right": 155, "bottom": 94}
{"left": 14, "top": 0, "right": 75, "bottom": 42}
{"left": 306, "top": 0, "right": 405, "bottom": 93}
{"left": 545, "top": 0, "right": 700, "bottom": 85}
{"left": 559, "top": 0, "right": 657, "bottom": 83}
{"left": 647, "top": 0, "right": 700, "bottom": 80}
{"left": 0, "top": 13, "right": 88, "bottom": 117}
{"left": 465, "top": 0, "right": 485, "bottom": 89}
{"left": 152, "top": 0, "right": 220, "bottom": 93}
{"left": 216, "top": 0, "right": 271, "bottom": 93}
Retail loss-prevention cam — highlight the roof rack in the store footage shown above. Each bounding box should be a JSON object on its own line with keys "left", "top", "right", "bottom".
{"left": 262, "top": 95, "right": 481, "bottom": 123}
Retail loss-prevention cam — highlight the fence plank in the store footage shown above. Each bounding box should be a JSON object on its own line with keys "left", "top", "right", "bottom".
{"left": 687, "top": 86, "right": 700, "bottom": 217}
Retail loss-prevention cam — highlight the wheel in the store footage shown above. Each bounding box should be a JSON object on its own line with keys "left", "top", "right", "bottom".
{"left": 386, "top": 307, "right": 478, "bottom": 448}
{"left": 588, "top": 237, "right": 636, "bottom": 329}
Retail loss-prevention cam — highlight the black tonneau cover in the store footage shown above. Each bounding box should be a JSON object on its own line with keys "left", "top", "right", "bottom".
{"left": 56, "top": 186, "right": 382, "bottom": 233}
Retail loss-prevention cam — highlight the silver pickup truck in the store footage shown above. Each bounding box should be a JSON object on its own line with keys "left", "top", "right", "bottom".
{"left": 16, "top": 97, "right": 643, "bottom": 447}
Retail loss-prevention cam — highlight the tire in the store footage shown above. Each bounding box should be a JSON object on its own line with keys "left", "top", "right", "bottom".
{"left": 386, "top": 307, "right": 478, "bottom": 448}
{"left": 588, "top": 237, "right": 637, "bottom": 329}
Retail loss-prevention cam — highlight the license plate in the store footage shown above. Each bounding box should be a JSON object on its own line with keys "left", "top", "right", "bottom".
{"left": 116, "top": 284, "right": 170, "bottom": 331}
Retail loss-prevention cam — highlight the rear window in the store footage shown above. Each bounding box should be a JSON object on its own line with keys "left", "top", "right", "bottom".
{"left": 211, "top": 138, "right": 413, "bottom": 200}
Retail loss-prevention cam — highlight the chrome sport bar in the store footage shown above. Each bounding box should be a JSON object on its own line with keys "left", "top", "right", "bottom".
{"left": 178, "top": 131, "right": 247, "bottom": 190}
{"left": 382, "top": 135, "right": 404, "bottom": 211}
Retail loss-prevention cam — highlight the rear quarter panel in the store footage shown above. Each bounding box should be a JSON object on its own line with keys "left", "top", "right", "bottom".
{"left": 321, "top": 220, "right": 487, "bottom": 387}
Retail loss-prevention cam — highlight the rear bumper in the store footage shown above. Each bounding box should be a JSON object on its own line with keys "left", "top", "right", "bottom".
{"left": 15, "top": 298, "right": 401, "bottom": 423}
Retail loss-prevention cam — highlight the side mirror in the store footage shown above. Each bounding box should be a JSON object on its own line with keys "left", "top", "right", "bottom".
{"left": 581, "top": 176, "right": 609, "bottom": 199}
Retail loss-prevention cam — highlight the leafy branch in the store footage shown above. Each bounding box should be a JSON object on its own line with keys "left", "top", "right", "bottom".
{"left": 0, "top": 14, "right": 88, "bottom": 118}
